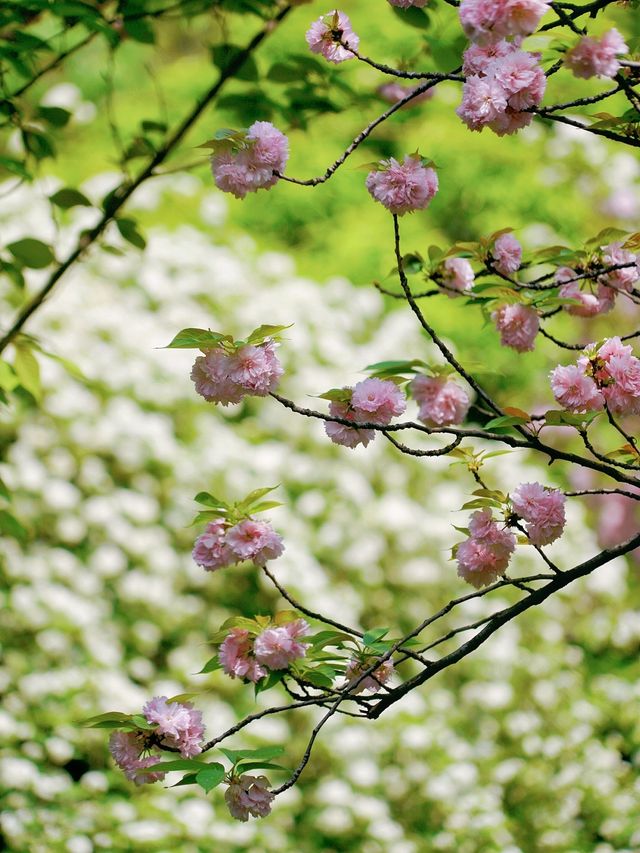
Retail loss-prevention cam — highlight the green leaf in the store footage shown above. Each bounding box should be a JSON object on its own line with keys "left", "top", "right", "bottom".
{"left": 239, "top": 485, "right": 278, "bottom": 509}
{"left": 199, "top": 655, "right": 222, "bottom": 674}
{"left": 194, "top": 491, "right": 228, "bottom": 510}
{"left": 14, "top": 344, "right": 41, "bottom": 400}
{"left": 316, "top": 388, "right": 352, "bottom": 403}
{"left": 362, "top": 628, "right": 389, "bottom": 647}
{"left": 246, "top": 324, "right": 292, "bottom": 345}
{"left": 116, "top": 218, "right": 146, "bottom": 250}
{"left": 250, "top": 500, "right": 283, "bottom": 513}
{"left": 0, "top": 156, "right": 30, "bottom": 180}
{"left": 544, "top": 409, "right": 601, "bottom": 427}
{"left": 390, "top": 5, "right": 430, "bottom": 28}
{"left": 0, "top": 510, "right": 27, "bottom": 542}
{"left": 80, "top": 712, "right": 134, "bottom": 727}
{"left": 235, "top": 761, "right": 287, "bottom": 773}
{"left": 150, "top": 759, "right": 211, "bottom": 773}
{"left": 7, "top": 238, "right": 55, "bottom": 269}
{"left": 124, "top": 19, "right": 155, "bottom": 43}
{"left": 219, "top": 746, "right": 284, "bottom": 764}
{"left": 484, "top": 414, "right": 529, "bottom": 430}
{"left": 36, "top": 106, "right": 71, "bottom": 128}
{"left": 212, "top": 44, "right": 259, "bottom": 81}
{"left": 196, "top": 763, "right": 226, "bottom": 793}
{"left": 165, "top": 328, "right": 232, "bottom": 349}
{"left": 170, "top": 772, "right": 198, "bottom": 788}
{"left": 254, "top": 670, "right": 285, "bottom": 696}
{"left": 50, "top": 188, "right": 92, "bottom": 209}
{"left": 0, "top": 359, "right": 18, "bottom": 392}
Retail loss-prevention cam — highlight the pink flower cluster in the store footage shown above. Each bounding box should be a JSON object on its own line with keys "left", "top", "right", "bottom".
{"left": 440, "top": 257, "right": 475, "bottom": 297}
{"left": 225, "top": 775, "right": 275, "bottom": 821}
{"left": 325, "top": 378, "right": 406, "bottom": 448}
{"left": 564, "top": 29, "right": 628, "bottom": 79}
{"left": 109, "top": 696, "right": 206, "bottom": 785}
{"left": 344, "top": 657, "right": 394, "bottom": 694}
{"left": 211, "top": 122, "right": 288, "bottom": 199}
{"left": 492, "top": 233, "right": 522, "bottom": 275}
{"left": 410, "top": 375, "right": 471, "bottom": 427}
{"left": 492, "top": 303, "right": 539, "bottom": 352}
{"left": 306, "top": 10, "right": 359, "bottom": 64}
{"left": 366, "top": 155, "right": 438, "bottom": 216}
{"left": 143, "top": 696, "right": 205, "bottom": 758}
{"left": 109, "top": 731, "right": 165, "bottom": 786}
{"left": 191, "top": 340, "right": 283, "bottom": 405}
{"left": 511, "top": 482, "right": 566, "bottom": 545}
{"left": 557, "top": 267, "right": 611, "bottom": 317}
{"left": 551, "top": 337, "right": 640, "bottom": 415}
{"left": 219, "top": 620, "right": 310, "bottom": 682}
{"left": 457, "top": 42, "right": 546, "bottom": 136}
{"left": 601, "top": 241, "right": 640, "bottom": 293}
{"left": 459, "top": 0, "right": 550, "bottom": 45}
{"left": 457, "top": 508, "right": 516, "bottom": 588}
{"left": 192, "top": 518, "right": 284, "bottom": 572}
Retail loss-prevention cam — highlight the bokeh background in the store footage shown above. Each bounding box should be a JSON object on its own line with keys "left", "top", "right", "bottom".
{"left": 1, "top": 2, "right": 639, "bottom": 851}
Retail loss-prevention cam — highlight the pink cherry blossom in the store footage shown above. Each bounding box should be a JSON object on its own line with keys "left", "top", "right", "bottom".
{"left": 225, "top": 775, "right": 275, "bottom": 821}
{"left": 365, "top": 155, "right": 438, "bottom": 216}
{"left": 564, "top": 28, "right": 628, "bottom": 79}
{"left": 388, "top": 0, "right": 427, "bottom": 6}
{"left": 459, "top": 0, "right": 550, "bottom": 45}
{"left": 190, "top": 350, "right": 244, "bottom": 406}
{"left": 462, "top": 40, "right": 518, "bottom": 76}
{"left": 211, "top": 122, "right": 288, "bottom": 198}
{"left": 492, "top": 304, "right": 538, "bottom": 352}
{"left": 253, "top": 619, "right": 310, "bottom": 670}
{"left": 344, "top": 657, "right": 394, "bottom": 693}
{"left": 441, "top": 257, "right": 475, "bottom": 296}
{"left": 556, "top": 268, "right": 602, "bottom": 317}
{"left": 325, "top": 397, "right": 376, "bottom": 449}
{"left": 227, "top": 341, "right": 283, "bottom": 396}
{"left": 109, "top": 731, "right": 165, "bottom": 786}
{"left": 306, "top": 10, "right": 359, "bottom": 64}
{"left": 219, "top": 628, "right": 267, "bottom": 683}
{"left": 225, "top": 518, "right": 284, "bottom": 565}
{"left": 351, "top": 378, "right": 406, "bottom": 425}
{"left": 192, "top": 520, "right": 234, "bottom": 572}
{"left": 457, "top": 508, "right": 516, "bottom": 588}
{"left": 601, "top": 354, "right": 640, "bottom": 416}
{"left": 411, "top": 375, "right": 471, "bottom": 427}
{"left": 600, "top": 242, "right": 639, "bottom": 293}
{"left": 549, "top": 364, "right": 604, "bottom": 412}
{"left": 510, "top": 482, "right": 566, "bottom": 546}
{"left": 457, "top": 75, "right": 508, "bottom": 131}
{"left": 143, "top": 696, "right": 205, "bottom": 758}
{"left": 493, "top": 233, "right": 522, "bottom": 274}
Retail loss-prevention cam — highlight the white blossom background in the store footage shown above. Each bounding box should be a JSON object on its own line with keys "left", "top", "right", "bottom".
{"left": 1, "top": 172, "right": 639, "bottom": 853}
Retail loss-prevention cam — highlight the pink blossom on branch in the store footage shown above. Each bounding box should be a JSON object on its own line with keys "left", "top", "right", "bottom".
{"left": 143, "top": 696, "right": 205, "bottom": 758}
{"left": 456, "top": 508, "right": 516, "bottom": 588}
{"left": 600, "top": 241, "right": 640, "bottom": 293}
{"left": 459, "top": 0, "right": 551, "bottom": 45}
{"left": 492, "top": 233, "right": 522, "bottom": 274}
{"left": 219, "top": 628, "right": 267, "bottom": 683}
{"left": 549, "top": 364, "right": 604, "bottom": 412}
{"left": 492, "top": 303, "right": 539, "bottom": 352}
{"left": 108, "top": 731, "right": 165, "bottom": 786}
{"left": 556, "top": 268, "right": 603, "bottom": 317}
{"left": 225, "top": 775, "right": 275, "bottom": 821}
{"left": 192, "top": 519, "right": 233, "bottom": 572}
{"left": 325, "top": 397, "right": 376, "bottom": 449}
{"left": 191, "top": 340, "right": 283, "bottom": 406}
{"left": 306, "top": 10, "right": 359, "bottom": 64}
{"left": 564, "top": 28, "right": 628, "bottom": 79}
{"left": 510, "top": 482, "right": 566, "bottom": 545}
{"left": 225, "top": 518, "right": 285, "bottom": 565}
{"left": 366, "top": 155, "right": 438, "bottom": 215}
{"left": 253, "top": 619, "right": 311, "bottom": 670}
{"left": 350, "top": 377, "right": 407, "bottom": 425}
{"left": 211, "top": 122, "right": 289, "bottom": 199}
{"left": 410, "top": 375, "right": 471, "bottom": 427}
{"left": 440, "top": 257, "right": 475, "bottom": 296}
{"left": 344, "top": 657, "right": 394, "bottom": 693}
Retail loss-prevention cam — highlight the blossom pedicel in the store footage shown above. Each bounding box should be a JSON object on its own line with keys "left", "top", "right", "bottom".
{"left": 211, "top": 122, "right": 289, "bottom": 199}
